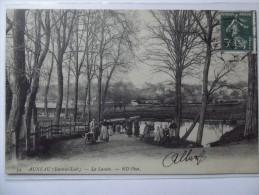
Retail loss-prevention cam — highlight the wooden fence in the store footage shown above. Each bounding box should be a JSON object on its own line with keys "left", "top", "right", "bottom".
{"left": 26, "top": 119, "right": 89, "bottom": 152}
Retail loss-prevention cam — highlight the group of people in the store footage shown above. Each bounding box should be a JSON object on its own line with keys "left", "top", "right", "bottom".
{"left": 84, "top": 118, "right": 141, "bottom": 144}
{"left": 125, "top": 119, "right": 140, "bottom": 138}
{"left": 83, "top": 118, "right": 111, "bottom": 143}
{"left": 141, "top": 120, "right": 177, "bottom": 145}
{"left": 109, "top": 119, "right": 140, "bottom": 138}
{"left": 84, "top": 118, "right": 177, "bottom": 145}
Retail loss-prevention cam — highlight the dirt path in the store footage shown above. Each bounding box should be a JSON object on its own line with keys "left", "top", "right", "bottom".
{"left": 6, "top": 133, "right": 258, "bottom": 174}
{"left": 47, "top": 133, "right": 161, "bottom": 160}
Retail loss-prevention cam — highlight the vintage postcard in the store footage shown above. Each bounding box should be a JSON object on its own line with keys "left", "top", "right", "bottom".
{"left": 5, "top": 9, "right": 258, "bottom": 175}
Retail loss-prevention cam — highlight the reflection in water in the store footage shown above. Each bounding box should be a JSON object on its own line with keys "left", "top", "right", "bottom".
{"left": 139, "top": 121, "right": 233, "bottom": 147}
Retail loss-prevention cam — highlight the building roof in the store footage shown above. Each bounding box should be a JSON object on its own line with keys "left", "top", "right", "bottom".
{"left": 36, "top": 101, "right": 73, "bottom": 109}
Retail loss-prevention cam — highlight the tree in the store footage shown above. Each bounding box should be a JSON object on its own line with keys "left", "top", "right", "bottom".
{"left": 191, "top": 11, "right": 219, "bottom": 145}
{"left": 6, "top": 15, "right": 13, "bottom": 122}
{"left": 44, "top": 44, "right": 54, "bottom": 117}
{"left": 6, "top": 10, "right": 29, "bottom": 159}
{"left": 95, "top": 10, "right": 138, "bottom": 122}
{"left": 108, "top": 81, "right": 135, "bottom": 111}
{"left": 180, "top": 12, "right": 241, "bottom": 143}
{"left": 51, "top": 10, "right": 76, "bottom": 125}
{"left": 147, "top": 10, "right": 202, "bottom": 139}
{"left": 181, "top": 53, "right": 239, "bottom": 141}
{"left": 96, "top": 11, "right": 108, "bottom": 123}
{"left": 81, "top": 10, "right": 99, "bottom": 122}
{"left": 96, "top": 10, "right": 123, "bottom": 122}
{"left": 244, "top": 53, "right": 258, "bottom": 137}
{"left": 101, "top": 13, "right": 137, "bottom": 114}
{"left": 24, "top": 10, "right": 51, "bottom": 152}
{"left": 69, "top": 11, "right": 90, "bottom": 123}
{"left": 64, "top": 53, "right": 72, "bottom": 119}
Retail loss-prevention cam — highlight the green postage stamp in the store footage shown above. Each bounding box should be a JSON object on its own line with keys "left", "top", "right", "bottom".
{"left": 221, "top": 11, "right": 255, "bottom": 51}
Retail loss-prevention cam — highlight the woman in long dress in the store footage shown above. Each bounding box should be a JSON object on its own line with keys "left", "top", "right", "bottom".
{"left": 100, "top": 121, "right": 109, "bottom": 142}
{"left": 154, "top": 126, "right": 161, "bottom": 145}
{"left": 169, "top": 120, "right": 177, "bottom": 139}
{"left": 134, "top": 121, "right": 140, "bottom": 137}
{"left": 126, "top": 120, "right": 133, "bottom": 137}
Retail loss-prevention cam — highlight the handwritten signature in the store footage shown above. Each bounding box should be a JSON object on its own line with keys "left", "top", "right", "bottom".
{"left": 162, "top": 149, "right": 206, "bottom": 167}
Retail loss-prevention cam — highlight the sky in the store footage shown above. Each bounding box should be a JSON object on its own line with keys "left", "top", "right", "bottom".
{"left": 5, "top": 10, "right": 249, "bottom": 89}
{"left": 123, "top": 10, "right": 248, "bottom": 88}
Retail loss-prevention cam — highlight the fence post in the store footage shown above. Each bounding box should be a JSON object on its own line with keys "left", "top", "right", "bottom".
{"left": 32, "top": 123, "right": 39, "bottom": 151}
{"left": 77, "top": 121, "right": 80, "bottom": 134}
{"left": 73, "top": 121, "right": 75, "bottom": 135}
{"left": 69, "top": 119, "right": 72, "bottom": 135}
{"left": 50, "top": 120, "right": 53, "bottom": 138}
{"left": 32, "top": 124, "right": 36, "bottom": 151}
{"left": 23, "top": 116, "right": 29, "bottom": 152}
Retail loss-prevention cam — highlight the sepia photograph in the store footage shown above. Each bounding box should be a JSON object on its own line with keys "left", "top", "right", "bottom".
{"left": 5, "top": 9, "right": 258, "bottom": 174}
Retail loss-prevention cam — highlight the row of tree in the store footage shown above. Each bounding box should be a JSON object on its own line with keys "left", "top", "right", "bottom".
{"left": 6, "top": 9, "right": 137, "bottom": 158}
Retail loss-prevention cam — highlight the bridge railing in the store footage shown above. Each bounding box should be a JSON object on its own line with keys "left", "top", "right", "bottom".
{"left": 27, "top": 121, "right": 90, "bottom": 152}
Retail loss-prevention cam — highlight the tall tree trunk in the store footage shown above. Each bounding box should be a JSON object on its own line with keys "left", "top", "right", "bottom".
{"left": 64, "top": 64, "right": 70, "bottom": 119}
{"left": 24, "top": 78, "right": 39, "bottom": 152}
{"left": 102, "top": 64, "right": 117, "bottom": 117}
{"left": 73, "top": 21, "right": 80, "bottom": 123}
{"left": 53, "top": 10, "right": 76, "bottom": 125}
{"left": 44, "top": 54, "right": 54, "bottom": 117}
{"left": 196, "top": 43, "right": 212, "bottom": 146}
{"left": 6, "top": 22, "right": 13, "bottom": 122}
{"left": 82, "top": 84, "right": 88, "bottom": 119}
{"left": 24, "top": 10, "right": 50, "bottom": 152}
{"left": 55, "top": 60, "right": 64, "bottom": 125}
{"left": 6, "top": 73, "right": 12, "bottom": 122}
{"left": 97, "top": 19, "right": 105, "bottom": 124}
{"left": 24, "top": 11, "right": 41, "bottom": 152}
{"left": 181, "top": 114, "right": 200, "bottom": 140}
{"left": 98, "top": 68, "right": 103, "bottom": 123}
{"left": 6, "top": 10, "right": 28, "bottom": 159}
{"left": 175, "top": 70, "right": 182, "bottom": 139}
{"left": 244, "top": 53, "right": 258, "bottom": 137}
{"left": 73, "top": 74, "right": 79, "bottom": 123}
{"left": 87, "top": 79, "right": 91, "bottom": 124}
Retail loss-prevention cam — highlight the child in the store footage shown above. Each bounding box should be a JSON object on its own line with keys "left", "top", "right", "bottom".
{"left": 154, "top": 126, "right": 161, "bottom": 145}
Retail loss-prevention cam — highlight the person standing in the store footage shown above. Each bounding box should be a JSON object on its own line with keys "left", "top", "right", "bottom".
{"left": 163, "top": 124, "right": 169, "bottom": 138}
{"left": 126, "top": 119, "right": 133, "bottom": 137}
{"left": 134, "top": 121, "right": 140, "bottom": 137}
{"left": 108, "top": 123, "right": 113, "bottom": 136}
{"left": 112, "top": 123, "right": 116, "bottom": 134}
{"left": 100, "top": 120, "right": 109, "bottom": 142}
{"left": 150, "top": 122, "right": 155, "bottom": 132}
{"left": 169, "top": 120, "right": 177, "bottom": 139}
{"left": 122, "top": 122, "right": 126, "bottom": 134}
{"left": 140, "top": 122, "right": 149, "bottom": 140}
{"left": 90, "top": 118, "right": 95, "bottom": 132}
{"left": 116, "top": 124, "right": 121, "bottom": 134}
{"left": 89, "top": 118, "right": 99, "bottom": 140}
{"left": 154, "top": 126, "right": 161, "bottom": 145}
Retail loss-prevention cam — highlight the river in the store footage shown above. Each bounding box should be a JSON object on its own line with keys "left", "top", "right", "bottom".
{"left": 138, "top": 121, "right": 233, "bottom": 146}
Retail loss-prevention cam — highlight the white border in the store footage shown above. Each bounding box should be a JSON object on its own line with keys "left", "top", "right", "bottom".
{"left": 1, "top": 0, "right": 259, "bottom": 194}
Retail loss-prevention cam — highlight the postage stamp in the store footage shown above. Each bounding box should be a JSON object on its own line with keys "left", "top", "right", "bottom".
{"left": 221, "top": 11, "right": 254, "bottom": 51}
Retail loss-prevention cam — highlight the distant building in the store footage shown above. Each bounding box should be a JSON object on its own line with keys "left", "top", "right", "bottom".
{"left": 36, "top": 101, "right": 74, "bottom": 117}
{"left": 131, "top": 100, "right": 139, "bottom": 106}
{"left": 139, "top": 98, "right": 159, "bottom": 104}
{"left": 91, "top": 96, "right": 97, "bottom": 105}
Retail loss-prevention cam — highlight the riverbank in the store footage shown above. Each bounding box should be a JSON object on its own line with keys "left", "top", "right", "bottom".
{"left": 209, "top": 125, "right": 258, "bottom": 147}
{"left": 102, "top": 103, "right": 246, "bottom": 121}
